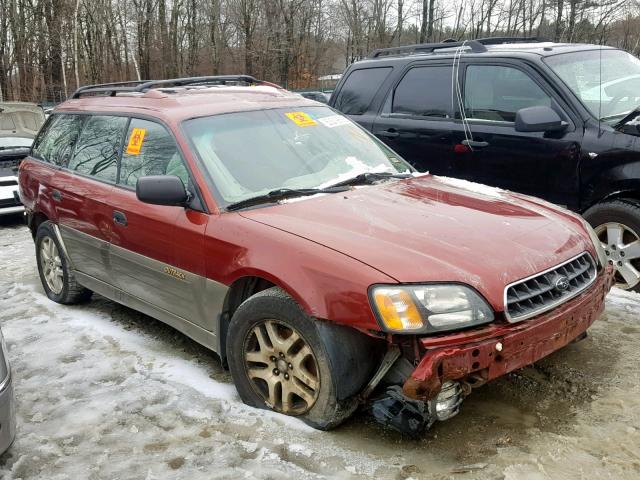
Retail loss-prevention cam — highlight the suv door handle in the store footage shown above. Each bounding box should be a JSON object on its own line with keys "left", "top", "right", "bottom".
{"left": 51, "top": 189, "right": 62, "bottom": 202}
{"left": 378, "top": 129, "right": 400, "bottom": 138}
{"left": 461, "top": 139, "right": 489, "bottom": 149}
{"left": 113, "top": 211, "right": 127, "bottom": 226}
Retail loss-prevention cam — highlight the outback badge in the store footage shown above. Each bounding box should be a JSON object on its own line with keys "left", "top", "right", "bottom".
{"left": 163, "top": 266, "right": 186, "bottom": 281}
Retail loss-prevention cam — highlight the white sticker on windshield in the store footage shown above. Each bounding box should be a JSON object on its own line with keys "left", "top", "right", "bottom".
{"left": 318, "top": 115, "right": 351, "bottom": 128}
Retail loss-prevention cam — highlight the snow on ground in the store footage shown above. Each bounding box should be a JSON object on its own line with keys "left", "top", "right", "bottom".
{"left": 0, "top": 218, "right": 638, "bottom": 479}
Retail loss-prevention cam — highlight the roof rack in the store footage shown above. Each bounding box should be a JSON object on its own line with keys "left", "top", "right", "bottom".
{"left": 475, "top": 36, "right": 551, "bottom": 45}
{"left": 369, "top": 40, "right": 486, "bottom": 58}
{"left": 70, "top": 75, "right": 279, "bottom": 99}
{"left": 369, "top": 36, "right": 551, "bottom": 59}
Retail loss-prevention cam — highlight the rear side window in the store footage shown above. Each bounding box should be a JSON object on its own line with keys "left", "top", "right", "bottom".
{"left": 333, "top": 67, "right": 392, "bottom": 115}
{"left": 464, "top": 65, "right": 552, "bottom": 122}
{"left": 67, "top": 115, "right": 127, "bottom": 182}
{"left": 32, "top": 114, "right": 85, "bottom": 167}
{"left": 119, "top": 119, "right": 189, "bottom": 188}
{"left": 393, "top": 66, "right": 453, "bottom": 117}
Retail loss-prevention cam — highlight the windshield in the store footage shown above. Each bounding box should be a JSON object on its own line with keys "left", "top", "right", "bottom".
{"left": 0, "top": 137, "right": 33, "bottom": 149}
{"left": 183, "top": 106, "right": 412, "bottom": 205}
{"left": 545, "top": 49, "right": 640, "bottom": 122}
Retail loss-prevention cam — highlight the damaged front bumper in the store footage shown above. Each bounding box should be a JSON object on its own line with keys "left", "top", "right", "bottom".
{"left": 368, "top": 266, "right": 614, "bottom": 435}
{"left": 404, "top": 266, "right": 614, "bottom": 402}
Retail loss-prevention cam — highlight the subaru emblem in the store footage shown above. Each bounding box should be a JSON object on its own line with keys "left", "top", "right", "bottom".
{"left": 555, "top": 276, "right": 570, "bottom": 291}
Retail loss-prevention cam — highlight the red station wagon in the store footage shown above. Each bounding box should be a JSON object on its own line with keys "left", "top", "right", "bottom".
{"left": 19, "top": 76, "right": 615, "bottom": 434}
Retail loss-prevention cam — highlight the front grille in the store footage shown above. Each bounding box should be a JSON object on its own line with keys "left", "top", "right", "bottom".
{"left": 504, "top": 252, "right": 597, "bottom": 322}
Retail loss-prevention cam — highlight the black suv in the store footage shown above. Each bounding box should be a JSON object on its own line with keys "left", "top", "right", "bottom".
{"left": 329, "top": 37, "right": 640, "bottom": 291}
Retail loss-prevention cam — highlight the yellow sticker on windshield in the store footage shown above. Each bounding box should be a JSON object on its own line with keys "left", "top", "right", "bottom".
{"left": 285, "top": 111, "right": 317, "bottom": 127}
{"left": 126, "top": 128, "right": 146, "bottom": 155}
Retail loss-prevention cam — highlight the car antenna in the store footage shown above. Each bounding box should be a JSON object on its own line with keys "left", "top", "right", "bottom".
{"left": 451, "top": 40, "right": 475, "bottom": 150}
{"left": 598, "top": 42, "right": 602, "bottom": 134}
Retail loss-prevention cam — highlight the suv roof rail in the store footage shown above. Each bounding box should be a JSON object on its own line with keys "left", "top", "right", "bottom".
{"left": 369, "top": 39, "right": 487, "bottom": 58}
{"left": 71, "top": 80, "right": 152, "bottom": 98}
{"left": 70, "top": 75, "right": 279, "bottom": 99}
{"left": 368, "top": 36, "right": 553, "bottom": 59}
{"left": 474, "top": 36, "right": 551, "bottom": 45}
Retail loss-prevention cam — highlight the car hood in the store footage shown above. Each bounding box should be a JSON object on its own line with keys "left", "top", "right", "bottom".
{"left": 239, "top": 175, "right": 593, "bottom": 311}
{"left": 0, "top": 102, "right": 45, "bottom": 143}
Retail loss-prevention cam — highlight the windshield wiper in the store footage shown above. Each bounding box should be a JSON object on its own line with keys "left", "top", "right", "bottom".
{"left": 326, "top": 171, "right": 412, "bottom": 188}
{"left": 613, "top": 106, "right": 640, "bottom": 129}
{"left": 226, "top": 186, "right": 350, "bottom": 211}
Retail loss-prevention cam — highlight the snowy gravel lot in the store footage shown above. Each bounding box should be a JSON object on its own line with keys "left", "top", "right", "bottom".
{"left": 0, "top": 217, "right": 638, "bottom": 479}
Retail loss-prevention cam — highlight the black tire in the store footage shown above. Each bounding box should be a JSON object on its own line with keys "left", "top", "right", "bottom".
{"left": 226, "top": 287, "right": 379, "bottom": 430}
{"left": 583, "top": 199, "right": 640, "bottom": 292}
{"left": 35, "top": 221, "right": 92, "bottom": 304}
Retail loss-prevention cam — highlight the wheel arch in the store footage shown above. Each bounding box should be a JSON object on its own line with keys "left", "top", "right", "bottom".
{"left": 581, "top": 169, "right": 640, "bottom": 212}
{"left": 218, "top": 274, "right": 306, "bottom": 364}
{"left": 28, "top": 210, "right": 50, "bottom": 239}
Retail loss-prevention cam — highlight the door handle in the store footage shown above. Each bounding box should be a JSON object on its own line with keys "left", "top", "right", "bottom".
{"left": 461, "top": 139, "right": 489, "bottom": 149}
{"left": 378, "top": 129, "right": 400, "bottom": 138}
{"left": 51, "top": 189, "right": 62, "bottom": 202}
{"left": 113, "top": 211, "right": 127, "bottom": 226}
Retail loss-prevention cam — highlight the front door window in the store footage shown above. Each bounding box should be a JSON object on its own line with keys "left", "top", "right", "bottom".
{"left": 463, "top": 65, "right": 553, "bottom": 122}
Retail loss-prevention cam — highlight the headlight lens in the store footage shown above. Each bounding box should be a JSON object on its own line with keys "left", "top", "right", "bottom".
{"left": 371, "top": 284, "right": 494, "bottom": 334}
{"left": 583, "top": 220, "right": 607, "bottom": 267}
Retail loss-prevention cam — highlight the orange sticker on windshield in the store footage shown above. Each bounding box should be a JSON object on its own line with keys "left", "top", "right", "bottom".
{"left": 285, "top": 111, "right": 317, "bottom": 127}
{"left": 126, "top": 128, "right": 146, "bottom": 155}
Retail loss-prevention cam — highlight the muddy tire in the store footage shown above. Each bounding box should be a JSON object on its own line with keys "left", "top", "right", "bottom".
{"left": 583, "top": 199, "right": 640, "bottom": 292}
{"left": 226, "top": 287, "right": 379, "bottom": 430}
{"left": 35, "top": 221, "right": 92, "bottom": 304}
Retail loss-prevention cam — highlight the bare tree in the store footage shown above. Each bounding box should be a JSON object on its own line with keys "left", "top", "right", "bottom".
{"left": 0, "top": 0, "right": 635, "bottom": 102}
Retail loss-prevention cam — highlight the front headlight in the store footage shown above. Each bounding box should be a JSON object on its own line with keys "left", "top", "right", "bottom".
{"left": 582, "top": 220, "right": 607, "bottom": 268}
{"left": 370, "top": 284, "right": 494, "bottom": 334}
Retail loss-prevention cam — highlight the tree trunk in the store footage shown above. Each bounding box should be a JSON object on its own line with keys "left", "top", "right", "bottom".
{"left": 419, "top": 0, "right": 428, "bottom": 43}
{"left": 209, "top": 0, "right": 220, "bottom": 74}
{"left": 427, "top": 0, "right": 435, "bottom": 41}
{"left": 555, "top": 0, "right": 564, "bottom": 41}
{"left": 396, "top": 0, "right": 403, "bottom": 46}
{"left": 158, "top": 0, "right": 169, "bottom": 77}
{"left": 73, "top": 0, "right": 81, "bottom": 88}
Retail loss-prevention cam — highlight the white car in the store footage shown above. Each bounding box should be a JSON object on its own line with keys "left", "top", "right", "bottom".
{"left": 0, "top": 102, "right": 46, "bottom": 216}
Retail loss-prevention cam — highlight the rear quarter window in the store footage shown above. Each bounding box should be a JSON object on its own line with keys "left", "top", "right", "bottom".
{"left": 32, "top": 114, "right": 85, "bottom": 167}
{"left": 333, "top": 67, "right": 392, "bottom": 115}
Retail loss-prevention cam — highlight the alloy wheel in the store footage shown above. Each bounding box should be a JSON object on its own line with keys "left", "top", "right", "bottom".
{"left": 595, "top": 222, "right": 640, "bottom": 290}
{"left": 40, "top": 236, "right": 64, "bottom": 294}
{"left": 243, "top": 319, "right": 320, "bottom": 415}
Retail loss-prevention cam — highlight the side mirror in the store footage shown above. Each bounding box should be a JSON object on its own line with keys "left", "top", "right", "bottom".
{"left": 136, "top": 175, "right": 188, "bottom": 207}
{"left": 515, "top": 106, "right": 567, "bottom": 133}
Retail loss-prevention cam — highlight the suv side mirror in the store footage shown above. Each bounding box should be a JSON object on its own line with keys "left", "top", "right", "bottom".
{"left": 515, "top": 106, "right": 567, "bottom": 133}
{"left": 136, "top": 175, "right": 188, "bottom": 207}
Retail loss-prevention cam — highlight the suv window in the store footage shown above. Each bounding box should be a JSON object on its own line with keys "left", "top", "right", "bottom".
{"left": 119, "top": 118, "right": 189, "bottom": 188}
{"left": 67, "top": 115, "right": 127, "bottom": 182}
{"left": 464, "top": 65, "right": 552, "bottom": 122}
{"left": 393, "top": 66, "right": 453, "bottom": 117}
{"left": 32, "top": 114, "right": 85, "bottom": 167}
{"left": 333, "top": 67, "right": 392, "bottom": 115}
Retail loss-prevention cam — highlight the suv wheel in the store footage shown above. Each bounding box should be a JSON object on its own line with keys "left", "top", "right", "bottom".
{"left": 226, "top": 287, "right": 368, "bottom": 430}
{"left": 35, "top": 221, "right": 92, "bottom": 304}
{"left": 584, "top": 200, "right": 640, "bottom": 292}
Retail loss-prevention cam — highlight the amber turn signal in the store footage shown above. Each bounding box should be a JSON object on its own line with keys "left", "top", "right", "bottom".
{"left": 372, "top": 288, "right": 424, "bottom": 331}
